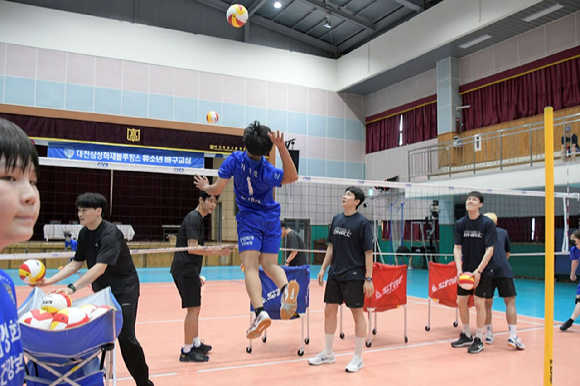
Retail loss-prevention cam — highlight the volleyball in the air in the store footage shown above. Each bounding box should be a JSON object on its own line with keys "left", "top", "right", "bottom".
{"left": 19, "top": 309, "right": 53, "bottom": 330}
{"left": 226, "top": 4, "right": 248, "bottom": 28}
{"left": 459, "top": 273, "right": 475, "bottom": 290}
{"left": 41, "top": 293, "right": 73, "bottom": 315}
{"left": 206, "top": 111, "right": 219, "bottom": 124}
{"left": 50, "top": 307, "right": 90, "bottom": 330}
{"left": 19, "top": 259, "right": 46, "bottom": 285}
{"left": 89, "top": 305, "right": 114, "bottom": 320}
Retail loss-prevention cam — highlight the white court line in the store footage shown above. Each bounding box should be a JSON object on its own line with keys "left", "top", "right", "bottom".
{"left": 198, "top": 325, "right": 547, "bottom": 373}
{"left": 116, "top": 372, "right": 177, "bottom": 382}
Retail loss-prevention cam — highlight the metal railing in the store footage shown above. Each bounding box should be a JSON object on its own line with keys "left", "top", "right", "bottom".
{"left": 408, "top": 112, "right": 580, "bottom": 180}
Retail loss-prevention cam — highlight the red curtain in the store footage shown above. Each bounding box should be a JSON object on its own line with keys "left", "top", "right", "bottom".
{"left": 366, "top": 103, "right": 437, "bottom": 154}
{"left": 462, "top": 57, "right": 580, "bottom": 131}
{"left": 366, "top": 115, "right": 400, "bottom": 154}
{"left": 402, "top": 102, "right": 438, "bottom": 145}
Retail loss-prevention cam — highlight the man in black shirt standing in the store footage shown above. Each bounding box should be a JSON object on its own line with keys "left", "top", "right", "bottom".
{"left": 451, "top": 191, "right": 496, "bottom": 354}
{"left": 482, "top": 212, "right": 525, "bottom": 350}
{"left": 40, "top": 193, "right": 154, "bottom": 386}
{"left": 171, "top": 191, "right": 232, "bottom": 363}
{"left": 308, "top": 187, "right": 374, "bottom": 373}
{"left": 281, "top": 220, "right": 308, "bottom": 266}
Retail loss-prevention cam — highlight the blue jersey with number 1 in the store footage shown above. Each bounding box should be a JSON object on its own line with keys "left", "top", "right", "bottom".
{"left": 218, "top": 151, "right": 284, "bottom": 215}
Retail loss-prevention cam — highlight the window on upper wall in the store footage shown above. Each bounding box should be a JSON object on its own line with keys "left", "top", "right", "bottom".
{"left": 398, "top": 115, "right": 404, "bottom": 146}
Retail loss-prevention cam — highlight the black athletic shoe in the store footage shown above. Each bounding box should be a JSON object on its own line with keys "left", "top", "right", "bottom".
{"left": 467, "top": 337, "right": 484, "bottom": 354}
{"left": 451, "top": 333, "right": 473, "bottom": 348}
{"left": 179, "top": 349, "right": 209, "bottom": 363}
{"left": 195, "top": 342, "right": 212, "bottom": 354}
{"left": 560, "top": 318, "right": 574, "bottom": 331}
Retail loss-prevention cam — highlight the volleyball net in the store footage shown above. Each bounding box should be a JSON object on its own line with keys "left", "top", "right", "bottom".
{"left": 1, "top": 156, "right": 578, "bottom": 279}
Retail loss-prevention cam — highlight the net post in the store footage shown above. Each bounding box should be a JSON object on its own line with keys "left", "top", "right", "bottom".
{"left": 543, "top": 106, "right": 554, "bottom": 386}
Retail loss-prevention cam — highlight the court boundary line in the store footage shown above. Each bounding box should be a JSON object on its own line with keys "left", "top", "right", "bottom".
{"left": 197, "top": 325, "right": 547, "bottom": 373}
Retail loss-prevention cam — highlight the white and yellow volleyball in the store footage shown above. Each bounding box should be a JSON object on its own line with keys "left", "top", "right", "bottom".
{"left": 226, "top": 4, "right": 248, "bottom": 28}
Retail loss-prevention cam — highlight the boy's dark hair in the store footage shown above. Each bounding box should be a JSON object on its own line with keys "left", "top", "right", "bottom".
{"left": 0, "top": 118, "right": 39, "bottom": 175}
{"left": 76, "top": 192, "right": 107, "bottom": 213}
{"left": 346, "top": 186, "right": 365, "bottom": 209}
{"left": 280, "top": 219, "right": 287, "bottom": 229}
{"left": 200, "top": 191, "right": 220, "bottom": 201}
{"left": 466, "top": 191, "right": 484, "bottom": 204}
{"left": 572, "top": 229, "right": 580, "bottom": 239}
{"left": 243, "top": 121, "right": 273, "bottom": 157}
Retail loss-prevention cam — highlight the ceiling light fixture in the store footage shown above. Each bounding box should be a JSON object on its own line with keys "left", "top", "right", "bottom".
{"left": 522, "top": 3, "right": 564, "bottom": 22}
{"left": 323, "top": 11, "right": 332, "bottom": 29}
{"left": 274, "top": 1, "right": 282, "bottom": 9}
{"left": 458, "top": 34, "right": 492, "bottom": 49}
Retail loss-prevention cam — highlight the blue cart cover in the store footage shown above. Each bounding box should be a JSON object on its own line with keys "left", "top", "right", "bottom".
{"left": 251, "top": 265, "right": 310, "bottom": 319}
{"left": 17, "top": 287, "right": 123, "bottom": 386}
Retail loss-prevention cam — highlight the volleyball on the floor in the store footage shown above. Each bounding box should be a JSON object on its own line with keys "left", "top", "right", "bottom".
{"left": 206, "top": 111, "right": 219, "bottom": 124}
{"left": 240, "top": 263, "right": 245, "bottom": 272}
{"left": 19, "top": 309, "right": 53, "bottom": 330}
{"left": 226, "top": 4, "right": 248, "bottom": 28}
{"left": 458, "top": 273, "right": 475, "bottom": 290}
{"left": 89, "top": 305, "right": 115, "bottom": 321}
{"left": 50, "top": 307, "right": 90, "bottom": 330}
{"left": 41, "top": 293, "right": 73, "bottom": 315}
{"left": 19, "top": 259, "right": 46, "bottom": 285}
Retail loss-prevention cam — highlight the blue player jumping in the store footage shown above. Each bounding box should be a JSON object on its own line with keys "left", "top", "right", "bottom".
{"left": 194, "top": 121, "right": 299, "bottom": 339}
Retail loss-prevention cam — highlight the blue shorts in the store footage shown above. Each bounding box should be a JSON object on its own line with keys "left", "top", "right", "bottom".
{"left": 236, "top": 210, "right": 281, "bottom": 254}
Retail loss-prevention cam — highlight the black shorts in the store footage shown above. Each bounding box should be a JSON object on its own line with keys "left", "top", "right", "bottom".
{"left": 457, "top": 275, "right": 493, "bottom": 299}
{"left": 491, "top": 277, "right": 517, "bottom": 298}
{"left": 173, "top": 274, "right": 202, "bottom": 308}
{"left": 324, "top": 275, "right": 365, "bottom": 309}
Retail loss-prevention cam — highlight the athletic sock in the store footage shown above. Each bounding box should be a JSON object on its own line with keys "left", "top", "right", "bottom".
{"left": 255, "top": 307, "right": 264, "bottom": 317}
{"left": 182, "top": 344, "right": 193, "bottom": 353}
{"left": 324, "top": 334, "right": 334, "bottom": 355}
{"left": 193, "top": 337, "right": 201, "bottom": 348}
{"left": 476, "top": 328, "right": 484, "bottom": 339}
{"left": 485, "top": 324, "right": 492, "bottom": 335}
{"left": 354, "top": 337, "right": 364, "bottom": 358}
{"left": 508, "top": 325, "right": 517, "bottom": 339}
{"left": 462, "top": 325, "right": 471, "bottom": 338}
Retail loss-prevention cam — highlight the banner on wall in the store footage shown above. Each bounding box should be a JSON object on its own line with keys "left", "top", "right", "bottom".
{"left": 48, "top": 142, "right": 204, "bottom": 168}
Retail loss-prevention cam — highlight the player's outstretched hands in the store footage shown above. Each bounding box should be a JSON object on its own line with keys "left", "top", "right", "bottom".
{"left": 317, "top": 269, "right": 325, "bottom": 286}
{"left": 194, "top": 175, "right": 209, "bottom": 191}
{"left": 268, "top": 130, "right": 285, "bottom": 149}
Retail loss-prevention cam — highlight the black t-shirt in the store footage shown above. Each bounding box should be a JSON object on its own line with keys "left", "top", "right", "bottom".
{"left": 454, "top": 214, "right": 497, "bottom": 277}
{"left": 73, "top": 220, "right": 139, "bottom": 303}
{"left": 561, "top": 134, "right": 579, "bottom": 148}
{"left": 170, "top": 209, "right": 204, "bottom": 277}
{"left": 327, "top": 212, "right": 373, "bottom": 281}
{"left": 286, "top": 230, "right": 307, "bottom": 266}
{"left": 492, "top": 227, "right": 513, "bottom": 279}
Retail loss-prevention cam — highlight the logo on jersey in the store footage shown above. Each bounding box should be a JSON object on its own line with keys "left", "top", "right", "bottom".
{"left": 463, "top": 230, "right": 483, "bottom": 238}
{"left": 333, "top": 227, "right": 352, "bottom": 238}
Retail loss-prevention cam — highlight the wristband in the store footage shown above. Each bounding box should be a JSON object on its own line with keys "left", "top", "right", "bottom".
{"left": 365, "top": 277, "right": 373, "bottom": 282}
{"left": 67, "top": 283, "right": 77, "bottom": 293}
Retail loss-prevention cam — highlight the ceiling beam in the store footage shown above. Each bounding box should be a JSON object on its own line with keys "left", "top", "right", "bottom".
{"left": 248, "top": 0, "right": 269, "bottom": 16}
{"left": 391, "top": 0, "right": 422, "bottom": 13}
{"left": 296, "top": 0, "right": 376, "bottom": 31}
{"left": 196, "top": 0, "right": 338, "bottom": 55}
